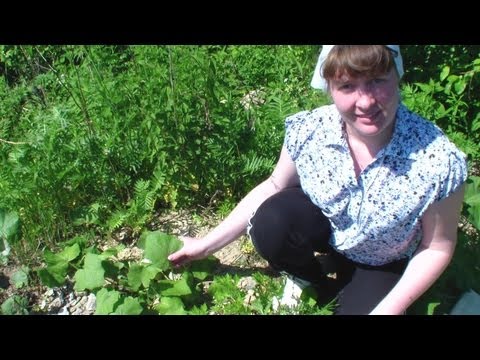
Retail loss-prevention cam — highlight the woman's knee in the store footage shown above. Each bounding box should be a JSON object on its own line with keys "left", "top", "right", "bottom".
{"left": 248, "top": 187, "right": 329, "bottom": 264}
{"left": 248, "top": 197, "right": 291, "bottom": 263}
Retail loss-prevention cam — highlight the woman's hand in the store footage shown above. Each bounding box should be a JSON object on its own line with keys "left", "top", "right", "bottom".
{"left": 167, "top": 236, "right": 209, "bottom": 267}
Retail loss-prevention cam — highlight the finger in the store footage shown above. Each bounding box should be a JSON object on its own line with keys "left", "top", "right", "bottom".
{"left": 168, "top": 249, "right": 183, "bottom": 263}
{"left": 169, "top": 257, "right": 183, "bottom": 267}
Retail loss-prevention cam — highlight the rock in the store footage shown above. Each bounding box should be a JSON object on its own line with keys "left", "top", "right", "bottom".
{"left": 237, "top": 277, "right": 257, "bottom": 291}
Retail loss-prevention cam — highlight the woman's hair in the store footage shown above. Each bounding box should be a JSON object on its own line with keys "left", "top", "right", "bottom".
{"left": 322, "top": 45, "right": 397, "bottom": 85}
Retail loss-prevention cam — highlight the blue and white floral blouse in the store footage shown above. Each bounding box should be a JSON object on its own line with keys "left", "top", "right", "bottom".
{"left": 285, "top": 103, "right": 468, "bottom": 266}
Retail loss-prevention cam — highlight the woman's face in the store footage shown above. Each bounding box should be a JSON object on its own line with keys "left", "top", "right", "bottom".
{"left": 330, "top": 68, "right": 400, "bottom": 140}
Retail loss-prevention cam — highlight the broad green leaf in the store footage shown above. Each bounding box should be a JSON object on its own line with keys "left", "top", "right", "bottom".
{"left": 127, "top": 264, "right": 143, "bottom": 291}
{"left": 100, "top": 244, "right": 126, "bottom": 260}
{"left": 64, "top": 235, "right": 88, "bottom": 248}
{"left": 468, "top": 206, "right": 480, "bottom": 231}
{"left": 140, "top": 231, "right": 182, "bottom": 270}
{"left": 1, "top": 295, "right": 29, "bottom": 315}
{"left": 74, "top": 253, "right": 105, "bottom": 291}
{"left": 155, "top": 297, "right": 187, "bottom": 315}
{"left": 11, "top": 266, "right": 29, "bottom": 289}
{"left": 0, "top": 209, "right": 20, "bottom": 243}
{"left": 127, "top": 264, "right": 161, "bottom": 291}
{"left": 112, "top": 297, "right": 143, "bottom": 315}
{"left": 95, "top": 288, "right": 121, "bottom": 315}
{"left": 37, "top": 268, "right": 63, "bottom": 288}
{"left": 465, "top": 177, "right": 480, "bottom": 230}
{"left": 0, "top": 239, "right": 9, "bottom": 255}
{"left": 158, "top": 276, "right": 192, "bottom": 297}
{"left": 103, "top": 259, "right": 125, "bottom": 281}
{"left": 190, "top": 256, "right": 219, "bottom": 281}
{"left": 58, "top": 243, "right": 81, "bottom": 263}
{"left": 37, "top": 244, "right": 80, "bottom": 286}
{"left": 1, "top": 239, "right": 9, "bottom": 255}
{"left": 465, "top": 176, "right": 480, "bottom": 200}
{"left": 465, "top": 193, "right": 480, "bottom": 206}
{"left": 84, "top": 245, "right": 99, "bottom": 255}
{"left": 40, "top": 250, "right": 70, "bottom": 286}
{"left": 142, "top": 265, "right": 161, "bottom": 288}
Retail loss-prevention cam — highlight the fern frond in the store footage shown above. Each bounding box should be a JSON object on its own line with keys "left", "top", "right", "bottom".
{"left": 242, "top": 154, "right": 275, "bottom": 176}
{"left": 107, "top": 209, "right": 128, "bottom": 231}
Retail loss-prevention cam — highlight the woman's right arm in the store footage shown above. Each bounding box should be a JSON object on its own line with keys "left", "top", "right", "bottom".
{"left": 168, "top": 146, "right": 300, "bottom": 267}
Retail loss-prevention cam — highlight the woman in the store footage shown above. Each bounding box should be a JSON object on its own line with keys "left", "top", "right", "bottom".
{"left": 168, "top": 45, "right": 467, "bottom": 315}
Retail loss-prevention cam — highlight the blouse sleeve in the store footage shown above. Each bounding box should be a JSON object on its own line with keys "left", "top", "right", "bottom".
{"left": 284, "top": 110, "right": 312, "bottom": 161}
{"left": 436, "top": 147, "right": 468, "bottom": 201}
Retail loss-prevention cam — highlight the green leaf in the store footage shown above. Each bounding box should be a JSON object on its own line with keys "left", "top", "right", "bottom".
{"left": 64, "top": 235, "right": 88, "bottom": 249}
{"left": 190, "top": 256, "right": 219, "bottom": 281}
{"left": 37, "top": 268, "right": 62, "bottom": 288}
{"left": 158, "top": 276, "right": 192, "bottom": 297}
{"left": 127, "top": 264, "right": 143, "bottom": 291}
{"left": 41, "top": 250, "right": 70, "bottom": 286}
{"left": 58, "top": 243, "right": 81, "bottom": 263}
{"left": 127, "top": 264, "right": 161, "bottom": 292}
{"left": 416, "top": 82, "right": 433, "bottom": 93}
{"left": 74, "top": 253, "right": 105, "bottom": 291}
{"left": 155, "top": 297, "right": 187, "bottom": 315}
{"left": 440, "top": 66, "right": 450, "bottom": 82}
{"left": 11, "top": 266, "right": 29, "bottom": 289}
{"left": 427, "top": 301, "right": 440, "bottom": 315}
{"left": 208, "top": 273, "right": 243, "bottom": 303}
{"left": 471, "top": 113, "right": 480, "bottom": 132}
{"left": 465, "top": 176, "right": 480, "bottom": 200}
{"left": 434, "top": 103, "right": 447, "bottom": 118}
{"left": 1, "top": 295, "right": 29, "bottom": 315}
{"left": 454, "top": 80, "right": 467, "bottom": 95}
{"left": 300, "top": 286, "right": 318, "bottom": 306}
{"left": 0, "top": 209, "right": 20, "bottom": 254}
{"left": 95, "top": 288, "right": 121, "bottom": 315}
{"left": 188, "top": 303, "right": 208, "bottom": 315}
{"left": 465, "top": 177, "right": 480, "bottom": 230}
{"left": 465, "top": 193, "right": 480, "bottom": 207}
{"left": 0, "top": 209, "right": 20, "bottom": 243}
{"left": 37, "top": 244, "right": 81, "bottom": 287}
{"left": 467, "top": 206, "right": 480, "bottom": 231}
{"left": 100, "top": 244, "right": 126, "bottom": 260}
{"left": 139, "top": 231, "right": 182, "bottom": 271}
{"left": 141, "top": 265, "right": 161, "bottom": 288}
{"left": 447, "top": 74, "right": 459, "bottom": 83}
{"left": 112, "top": 297, "right": 143, "bottom": 315}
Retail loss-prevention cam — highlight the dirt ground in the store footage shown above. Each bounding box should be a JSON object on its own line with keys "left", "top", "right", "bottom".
{"left": 0, "top": 208, "right": 274, "bottom": 314}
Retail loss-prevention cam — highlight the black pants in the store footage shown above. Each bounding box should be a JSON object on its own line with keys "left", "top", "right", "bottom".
{"left": 248, "top": 187, "right": 408, "bottom": 315}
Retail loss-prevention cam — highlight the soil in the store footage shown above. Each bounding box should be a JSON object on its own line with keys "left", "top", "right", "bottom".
{"left": 0, "top": 208, "right": 274, "bottom": 314}
{"left": 5, "top": 196, "right": 478, "bottom": 314}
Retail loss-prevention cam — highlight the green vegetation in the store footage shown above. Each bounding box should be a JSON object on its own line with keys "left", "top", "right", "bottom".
{"left": 0, "top": 45, "right": 479, "bottom": 315}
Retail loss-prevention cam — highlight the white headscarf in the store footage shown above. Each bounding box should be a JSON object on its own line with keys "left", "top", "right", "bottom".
{"left": 310, "top": 45, "right": 404, "bottom": 91}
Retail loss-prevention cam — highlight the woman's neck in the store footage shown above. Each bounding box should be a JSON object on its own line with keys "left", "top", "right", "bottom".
{"left": 344, "top": 121, "right": 395, "bottom": 157}
{"left": 344, "top": 122, "right": 395, "bottom": 177}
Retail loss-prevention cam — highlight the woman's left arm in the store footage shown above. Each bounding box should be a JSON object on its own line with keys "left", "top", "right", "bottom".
{"left": 370, "top": 184, "right": 465, "bottom": 315}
